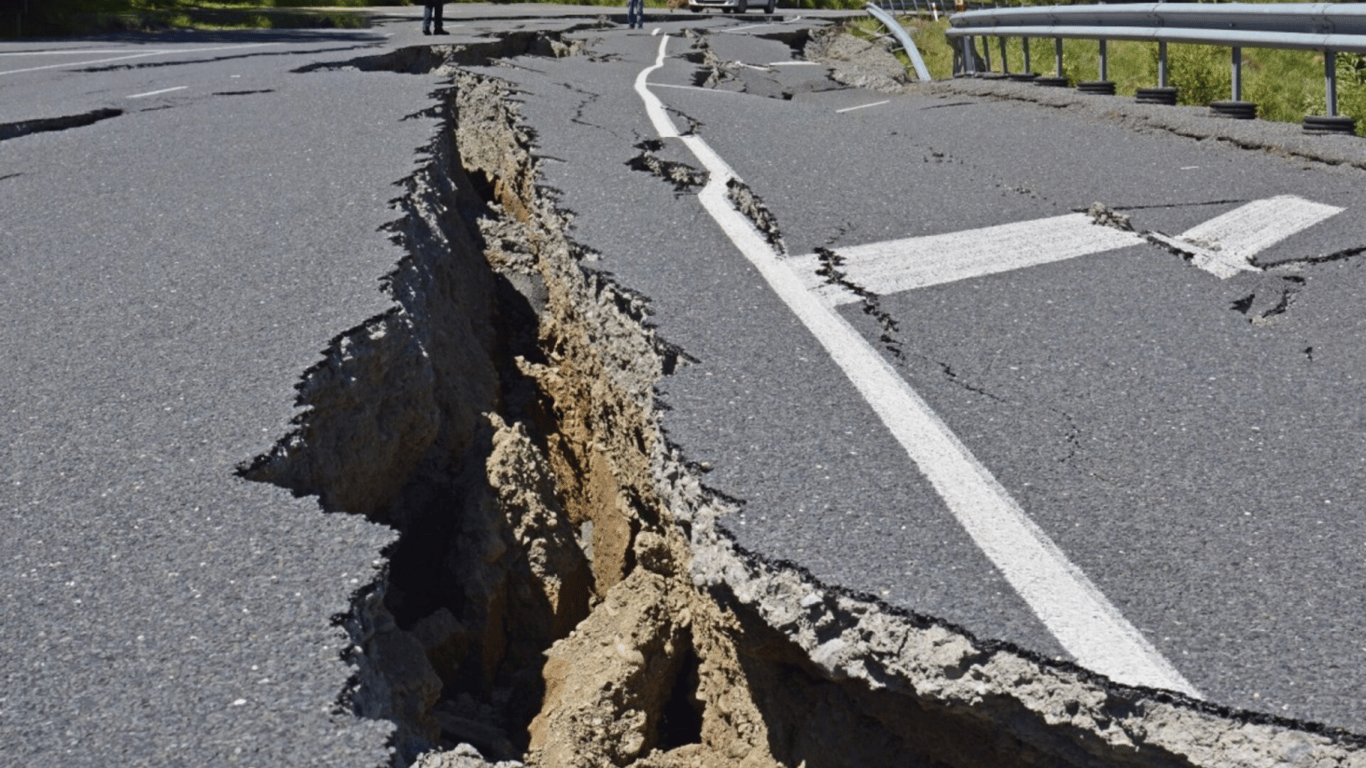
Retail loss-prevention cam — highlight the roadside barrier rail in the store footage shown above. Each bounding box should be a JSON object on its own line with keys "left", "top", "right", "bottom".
{"left": 944, "top": 3, "right": 1366, "bottom": 132}
{"left": 867, "top": 2, "right": 934, "bottom": 81}
{"left": 870, "top": 0, "right": 971, "bottom": 17}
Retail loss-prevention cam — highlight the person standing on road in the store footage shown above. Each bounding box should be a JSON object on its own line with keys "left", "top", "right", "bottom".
{"left": 626, "top": 0, "right": 644, "bottom": 29}
{"left": 422, "top": 1, "right": 447, "bottom": 35}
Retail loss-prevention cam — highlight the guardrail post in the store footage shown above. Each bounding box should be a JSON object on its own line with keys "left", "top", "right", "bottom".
{"left": 1022, "top": 37, "right": 1031, "bottom": 73}
{"left": 1326, "top": 48, "right": 1338, "bottom": 117}
{"left": 1035, "top": 36, "right": 1068, "bottom": 87}
{"left": 1136, "top": 40, "right": 1178, "bottom": 105}
{"left": 1231, "top": 46, "right": 1242, "bottom": 102}
{"left": 999, "top": 36, "right": 1009, "bottom": 74}
{"left": 1078, "top": 39, "right": 1115, "bottom": 94}
{"left": 1211, "top": 46, "right": 1255, "bottom": 118}
{"left": 1304, "top": 48, "right": 1356, "bottom": 133}
{"left": 983, "top": 34, "right": 992, "bottom": 71}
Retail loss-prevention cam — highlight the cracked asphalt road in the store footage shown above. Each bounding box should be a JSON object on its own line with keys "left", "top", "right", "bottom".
{"left": 5, "top": 6, "right": 1366, "bottom": 763}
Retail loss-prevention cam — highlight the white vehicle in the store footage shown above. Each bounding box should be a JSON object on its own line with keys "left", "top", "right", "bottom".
{"left": 688, "top": 0, "right": 777, "bottom": 13}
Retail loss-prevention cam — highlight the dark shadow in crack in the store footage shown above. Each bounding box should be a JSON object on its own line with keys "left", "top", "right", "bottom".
{"left": 0, "top": 108, "right": 122, "bottom": 142}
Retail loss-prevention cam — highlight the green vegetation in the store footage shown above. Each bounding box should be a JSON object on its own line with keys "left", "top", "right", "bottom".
{"left": 2, "top": 0, "right": 403, "bottom": 36}
{"left": 878, "top": 13, "right": 1366, "bottom": 135}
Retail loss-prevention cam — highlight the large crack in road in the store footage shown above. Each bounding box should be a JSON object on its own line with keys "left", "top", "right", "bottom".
{"left": 243, "top": 29, "right": 1366, "bottom": 768}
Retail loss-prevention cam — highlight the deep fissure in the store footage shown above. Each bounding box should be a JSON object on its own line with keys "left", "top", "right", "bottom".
{"left": 235, "top": 31, "right": 1366, "bottom": 768}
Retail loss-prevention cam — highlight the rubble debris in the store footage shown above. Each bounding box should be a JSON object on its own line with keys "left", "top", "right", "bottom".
{"left": 1086, "top": 201, "right": 1135, "bottom": 232}
{"left": 804, "top": 25, "right": 912, "bottom": 93}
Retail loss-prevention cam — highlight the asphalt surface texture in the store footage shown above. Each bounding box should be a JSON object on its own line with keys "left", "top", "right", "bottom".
{"left": 3, "top": 5, "right": 1364, "bottom": 765}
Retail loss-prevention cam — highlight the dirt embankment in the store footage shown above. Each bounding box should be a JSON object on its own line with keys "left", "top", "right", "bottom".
{"left": 248, "top": 32, "right": 1366, "bottom": 768}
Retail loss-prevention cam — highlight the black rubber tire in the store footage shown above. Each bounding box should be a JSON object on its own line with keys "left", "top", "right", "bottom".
{"left": 765, "top": 0, "right": 776, "bottom": 13}
{"left": 1303, "top": 115, "right": 1357, "bottom": 134}
{"left": 1210, "top": 100, "right": 1257, "bottom": 120}
{"left": 737, "top": 0, "right": 748, "bottom": 13}
{"left": 1077, "top": 80, "right": 1116, "bottom": 95}
{"left": 1134, "top": 87, "right": 1178, "bottom": 106}
{"left": 691, "top": 5, "right": 704, "bottom": 10}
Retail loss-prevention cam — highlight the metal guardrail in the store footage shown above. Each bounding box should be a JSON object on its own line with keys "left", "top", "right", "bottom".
{"left": 866, "top": 3, "right": 933, "bottom": 81}
{"left": 870, "top": 0, "right": 971, "bottom": 17}
{"left": 945, "top": 3, "right": 1366, "bottom": 133}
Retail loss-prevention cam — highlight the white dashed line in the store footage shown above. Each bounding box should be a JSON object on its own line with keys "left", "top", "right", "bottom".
{"left": 835, "top": 99, "right": 889, "bottom": 113}
{"left": 636, "top": 34, "right": 1201, "bottom": 698}
{"left": 652, "top": 83, "right": 745, "bottom": 95}
{"left": 128, "top": 85, "right": 189, "bottom": 99}
{"left": 0, "top": 44, "right": 276, "bottom": 76}
{"left": 722, "top": 19, "right": 799, "bottom": 33}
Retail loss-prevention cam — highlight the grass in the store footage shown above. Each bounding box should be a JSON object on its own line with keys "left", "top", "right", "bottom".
{"left": 878, "top": 13, "right": 1366, "bottom": 135}
{"left": 2, "top": 0, "right": 402, "bottom": 35}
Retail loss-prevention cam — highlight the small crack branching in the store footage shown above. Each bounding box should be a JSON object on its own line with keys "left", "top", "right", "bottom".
{"left": 667, "top": 106, "right": 703, "bottom": 136}
{"left": 1073, "top": 198, "right": 1248, "bottom": 213}
{"left": 1255, "top": 244, "right": 1366, "bottom": 269}
{"left": 815, "top": 247, "right": 903, "bottom": 360}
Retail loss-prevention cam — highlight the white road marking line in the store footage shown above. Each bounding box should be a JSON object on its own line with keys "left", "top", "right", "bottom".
{"left": 2, "top": 52, "right": 163, "bottom": 75}
{"left": 835, "top": 99, "right": 890, "bottom": 113}
{"left": 0, "top": 43, "right": 276, "bottom": 76}
{"left": 0, "top": 50, "right": 162, "bottom": 56}
{"left": 723, "top": 20, "right": 798, "bottom": 32}
{"left": 128, "top": 85, "right": 189, "bottom": 99}
{"left": 788, "top": 214, "right": 1145, "bottom": 305}
{"left": 637, "top": 35, "right": 1201, "bottom": 698}
{"left": 637, "top": 37, "right": 680, "bottom": 138}
{"left": 652, "top": 83, "right": 745, "bottom": 95}
{"left": 1157, "top": 195, "right": 1343, "bottom": 278}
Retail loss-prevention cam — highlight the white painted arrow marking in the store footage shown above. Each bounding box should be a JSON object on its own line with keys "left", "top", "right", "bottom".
{"left": 790, "top": 195, "right": 1344, "bottom": 301}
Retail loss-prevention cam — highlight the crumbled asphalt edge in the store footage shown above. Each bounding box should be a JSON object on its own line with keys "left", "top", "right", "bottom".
{"left": 291, "top": 28, "right": 593, "bottom": 75}
{"left": 805, "top": 24, "right": 913, "bottom": 93}
{"left": 238, "top": 29, "right": 1366, "bottom": 768}
{"left": 916, "top": 72, "right": 1366, "bottom": 173}
{"left": 683, "top": 33, "right": 739, "bottom": 90}
{"left": 626, "top": 138, "right": 709, "bottom": 194}
{"left": 0, "top": 108, "right": 122, "bottom": 142}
